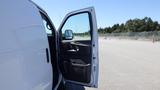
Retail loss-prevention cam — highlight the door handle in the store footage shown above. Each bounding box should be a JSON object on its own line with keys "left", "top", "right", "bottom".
{"left": 67, "top": 48, "right": 79, "bottom": 52}
{"left": 46, "top": 48, "right": 49, "bottom": 63}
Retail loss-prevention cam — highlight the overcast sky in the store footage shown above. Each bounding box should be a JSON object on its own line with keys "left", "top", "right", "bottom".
{"left": 33, "top": 0, "right": 160, "bottom": 29}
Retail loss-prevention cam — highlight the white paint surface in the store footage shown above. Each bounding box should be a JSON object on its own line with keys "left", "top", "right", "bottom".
{"left": 0, "top": 0, "right": 52, "bottom": 90}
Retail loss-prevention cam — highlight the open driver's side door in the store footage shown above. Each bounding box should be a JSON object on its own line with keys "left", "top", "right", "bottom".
{"left": 58, "top": 7, "right": 99, "bottom": 88}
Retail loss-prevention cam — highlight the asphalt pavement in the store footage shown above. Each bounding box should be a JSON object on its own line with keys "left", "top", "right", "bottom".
{"left": 86, "top": 38, "right": 160, "bottom": 90}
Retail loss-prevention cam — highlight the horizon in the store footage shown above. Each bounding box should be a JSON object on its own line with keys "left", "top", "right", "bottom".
{"left": 33, "top": 0, "right": 160, "bottom": 29}
{"left": 99, "top": 16, "right": 160, "bottom": 28}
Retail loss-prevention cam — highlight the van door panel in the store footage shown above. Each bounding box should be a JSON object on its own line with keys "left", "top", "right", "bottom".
{"left": 60, "top": 40, "right": 91, "bottom": 83}
{"left": 58, "top": 7, "right": 99, "bottom": 87}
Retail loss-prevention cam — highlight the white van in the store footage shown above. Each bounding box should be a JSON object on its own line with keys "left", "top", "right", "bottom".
{"left": 0, "top": 0, "right": 99, "bottom": 90}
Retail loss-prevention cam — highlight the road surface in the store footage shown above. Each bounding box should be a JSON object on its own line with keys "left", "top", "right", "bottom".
{"left": 86, "top": 38, "right": 160, "bottom": 90}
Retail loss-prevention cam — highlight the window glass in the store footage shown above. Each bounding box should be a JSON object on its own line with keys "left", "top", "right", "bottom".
{"left": 40, "top": 13, "right": 53, "bottom": 35}
{"left": 61, "top": 13, "right": 91, "bottom": 41}
{"left": 42, "top": 19, "right": 52, "bottom": 34}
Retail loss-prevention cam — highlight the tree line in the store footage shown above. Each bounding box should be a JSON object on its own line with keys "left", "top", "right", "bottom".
{"left": 98, "top": 17, "right": 160, "bottom": 34}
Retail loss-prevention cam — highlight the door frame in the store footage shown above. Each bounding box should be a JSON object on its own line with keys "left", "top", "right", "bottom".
{"left": 58, "top": 7, "right": 99, "bottom": 88}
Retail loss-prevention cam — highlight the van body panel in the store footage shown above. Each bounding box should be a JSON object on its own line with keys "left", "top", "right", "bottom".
{"left": 0, "top": 0, "right": 53, "bottom": 90}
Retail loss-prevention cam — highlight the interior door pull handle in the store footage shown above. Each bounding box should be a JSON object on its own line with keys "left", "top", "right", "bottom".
{"left": 67, "top": 49, "right": 79, "bottom": 52}
{"left": 71, "top": 63, "right": 90, "bottom": 67}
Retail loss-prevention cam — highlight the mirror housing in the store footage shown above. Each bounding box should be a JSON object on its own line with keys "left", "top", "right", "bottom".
{"left": 63, "top": 29, "right": 74, "bottom": 40}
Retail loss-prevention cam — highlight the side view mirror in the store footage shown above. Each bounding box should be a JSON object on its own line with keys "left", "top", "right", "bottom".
{"left": 63, "top": 29, "right": 74, "bottom": 40}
